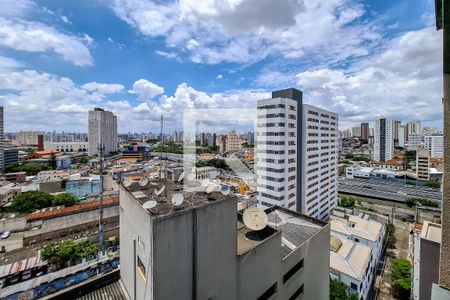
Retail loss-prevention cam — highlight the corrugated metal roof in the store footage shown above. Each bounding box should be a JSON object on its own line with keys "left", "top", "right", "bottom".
{"left": 76, "top": 280, "right": 127, "bottom": 300}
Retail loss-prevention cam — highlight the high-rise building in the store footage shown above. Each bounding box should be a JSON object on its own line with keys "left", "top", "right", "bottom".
{"left": 119, "top": 175, "right": 330, "bottom": 300}
{"left": 392, "top": 120, "right": 401, "bottom": 141}
{"left": 423, "top": 126, "right": 438, "bottom": 136}
{"left": 407, "top": 134, "right": 423, "bottom": 150}
{"left": 424, "top": 135, "right": 444, "bottom": 158}
{"left": 88, "top": 108, "right": 118, "bottom": 156}
{"left": 417, "top": 148, "right": 430, "bottom": 181}
{"left": 256, "top": 88, "right": 338, "bottom": 220}
{"left": 0, "top": 106, "right": 3, "bottom": 173}
{"left": 398, "top": 125, "right": 405, "bottom": 147}
{"left": 361, "top": 123, "right": 369, "bottom": 141}
{"left": 373, "top": 117, "right": 394, "bottom": 162}
{"left": 407, "top": 121, "right": 422, "bottom": 142}
{"left": 351, "top": 126, "right": 361, "bottom": 138}
{"left": 15, "top": 131, "right": 44, "bottom": 146}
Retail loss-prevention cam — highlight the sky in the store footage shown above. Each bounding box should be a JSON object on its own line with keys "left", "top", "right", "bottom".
{"left": 0, "top": 0, "right": 443, "bottom": 134}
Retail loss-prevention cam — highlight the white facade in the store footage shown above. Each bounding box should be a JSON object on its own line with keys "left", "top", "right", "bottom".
{"left": 345, "top": 166, "right": 395, "bottom": 179}
{"left": 407, "top": 121, "right": 422, "bottom": 138}
{"left": 407, "top": 134, "right": 423, "bottom": 150}
{"left": 424, "top": 135, "right": 444, "bottom": 158}
{"left": 256, "top": 88, "right": 338, "bottom": 221}
{"left": 374, "top": 118, "right": 394, "bottom": 162}
{"left": 398, "top": 125, "right": 405, "bottom": 147}
{"left": 88, "top": 108, "right": 118, "bottom": 156}
{"left": 44, "top": 141, "right": 89, "bottom": 153}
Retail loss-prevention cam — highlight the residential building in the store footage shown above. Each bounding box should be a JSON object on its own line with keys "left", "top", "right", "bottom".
{"left": 119, "top": 176, "right": 330, "bottom": 300}
{"left": 345, "top": 166, "right": 395, "bottom": 179}
{"left": 4, "top": 145, "right": 19, "bottom": 167}
{"left": 407, "top": 134, "right": 423, "bottom": 150}
{"left": 44, "top": 141, "right": 89, "bottom": 153}
{"left": 361, "top": 123, "right": 369, "bottom": 141}
{"left": 374, "top": 117, "right": 394, "bottom": 162}
{"left": 393, "top": 120, "right": 401, "bottom": 142}
{"left": 369, "top": 160, "right": 403, "bottom": 171}
{"left": 423, "top": 126, "right": 438, "bottom": 136}
{"left": 414, "top": 222, "right": 441, "bottom": 300}
{"left": 424, "top": 135, "right": 444, "bottom": 158}
{"left": 417, "top": 148, "right": 430, "bottom": 181}
{"left": 225, "top": 130, "right": 243, "bottom": 152}
{"left": 407, "top": 121, "right": 422, "bottom": 142}
{"left": 330, "top": 235, "right": 375, "bottom": 300}
{"left": 14, "top": 131, "right": 45, "bottom": 146}
{"left": 352, "top": 126, "right": 361, "bottom": 138}
{"left": 256, "top": 88, "right": 338, "bottom": 221}
{"left": 398, "top": 125, "right": 405, "bottom": 147}
{"left": 88, "top": 108, "right": 118, "bottom": 156}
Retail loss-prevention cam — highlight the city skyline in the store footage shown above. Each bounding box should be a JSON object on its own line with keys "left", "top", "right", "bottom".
{"left": 0, "top": 0, "right": 443, "bottom": 133}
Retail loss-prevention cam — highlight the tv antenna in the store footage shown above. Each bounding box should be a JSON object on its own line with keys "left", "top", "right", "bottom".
{"left": 155, "top": 184, "right": 166, "bottom": 196}
{"left": 243, "top": 208, "right": 268, "bottom": 231}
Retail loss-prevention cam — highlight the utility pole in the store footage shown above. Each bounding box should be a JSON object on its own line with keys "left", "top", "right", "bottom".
{"left": 98, "top": 142, "right": 105, "bottom": 250}
{"left": 435, "top": 0, "right": 450, "bottom": 290}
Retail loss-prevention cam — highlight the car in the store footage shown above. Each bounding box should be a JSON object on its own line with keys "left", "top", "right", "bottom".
{"left": 1, "top": 231, "right": 10, "bottom": 239}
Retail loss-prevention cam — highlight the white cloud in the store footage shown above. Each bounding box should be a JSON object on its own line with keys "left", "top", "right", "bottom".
{"left": 216, "top": 74, "right": 223, "bottom": 79}
{"left": 130, "top": 79, "right": 165, "bottom": 100}
{"left": 0, "top": 55, "right": 24, "bottom": 71}
{"left": 61, "top": 15, "right": 70, "bottom": 23}
{"left": 106, "top": 0, "right": 380, "bottom": 65}
{"left": 155, "top": 50, "right": 178, "bottom": 59}
{"left": 82, "top": 82, "right": 125, "bottom": 94}
{"left": 295, "top": 27, "right": 443, "bottom": 129}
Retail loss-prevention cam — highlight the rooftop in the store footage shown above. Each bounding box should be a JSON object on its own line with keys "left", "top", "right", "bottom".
{"left": 330, "top": 234, "right": 372, "bottom": 281}
{"left": 421, "top": 221, "right": 441, "bottom": 243}
{"left": 330, "top": 214, "right": 383, "bottom": 242}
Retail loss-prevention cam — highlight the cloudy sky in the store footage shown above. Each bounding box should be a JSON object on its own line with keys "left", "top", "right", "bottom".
{"left": 0, "top": 0, "right": 443, "bottom": 133}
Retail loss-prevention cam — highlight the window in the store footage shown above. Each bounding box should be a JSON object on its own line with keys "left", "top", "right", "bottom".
{"left": 137, "top": 256, "right": 147, "bottom": 281}
{"left": 350, "top": 282, "right": 358, "bottom": 291}
{"left": 283, "top": 259, "right": 304, "bottom": 283}
{"left": 257, "top": 283, "right": 277, "bottom": 300}
{"left": 288, "top": 284, "right": 304, "bottom": 300}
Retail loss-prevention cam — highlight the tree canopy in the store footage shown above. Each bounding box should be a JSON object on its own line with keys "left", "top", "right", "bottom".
{"left": 6, "top": 162, "right": 50, "bottom": 175}
{"left": 391, "top": 258, "right": 412, "bottom": 299}
{"left": 339, "top": 195, "right": 356, "bottom": 208}
{"left": 330, "top": 279, "right": 359, "bottom": 300}
{"left": 41, "top": 239, "right": 98, "bottom": 270}
{"left": 10, "top": 191, "right": 79, "bottom": 214}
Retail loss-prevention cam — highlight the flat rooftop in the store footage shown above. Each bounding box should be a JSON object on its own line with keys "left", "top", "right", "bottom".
{"left": 421, "top": 221, "right": 441, "bottom": 243}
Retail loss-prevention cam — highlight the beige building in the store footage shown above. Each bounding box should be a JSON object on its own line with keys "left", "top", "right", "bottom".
{"left": 216, "top": 131, "right": 244, "bottom": 153}
{"left": 417, "top": 148, "right": 430, "bottom": 181}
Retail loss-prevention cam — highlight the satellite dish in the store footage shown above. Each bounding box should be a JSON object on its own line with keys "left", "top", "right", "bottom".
{"left": 221, "top": 185, "right": 231, "bottom": 196}
{"left": 143, "top": 200, "right": 157, "bottom": 210}
{"left": 139, "top": 177, "right": 149, "bottom": 187}
{"left": 243, "top": 208, "right": 268, "bottom": 231}
{"left": 178, "top": 171, "right": 185, "bottom": 182}
{"left": 154, "top": 185, "right": 166, "bottom": 196}
{"left": 206, "top": 184, "right": 215, "bottom": 194}
{"left": 187, "top": 173, "right": 196, "bottom": 181}
{"left": 172, "top": 193, "right": 184, "bottom": 206}
{"left": 123, "top": 177, "right": 133, "bottom": 187}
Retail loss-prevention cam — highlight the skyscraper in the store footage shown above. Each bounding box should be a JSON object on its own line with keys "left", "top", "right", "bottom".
{"left": 424, "top": 135, "right": 444, "bottom": 158}
{"left": 361, "top": 122, "right": 369, "bottom": 141}
{"left": 88, "top": 108, "right": 118, "bottom": 156}
{"left": 256, "top": 88, "right": 338, "bottom": 220}
{"left": 374, "top": 117, "right": 394, "bottom": 162}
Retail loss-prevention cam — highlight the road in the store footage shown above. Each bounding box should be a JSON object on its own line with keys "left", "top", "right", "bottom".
{"left": 0, "top": 233, "right": 23, "bottom": 252}
{"left": 339, "top": 177, "right": 442, "bottom": 203}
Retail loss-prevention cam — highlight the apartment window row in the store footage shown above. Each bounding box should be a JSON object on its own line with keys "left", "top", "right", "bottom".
{"left": 288, "top": 167, "right": 296, "bottom": 172}
{"left": 290, "top": 105, "right": 296, "bottom": 111}
{"left": 288, "top": 150, "right": 296, "bottom": 155}
{"left": 320, "top": 120, "right": 329, "bottom": 124}
{"left": 308, "top": 118, "right": 319, "bottom": 123}
{"left": 289, "top": 114, "right": 296, "bottom": 120}
{"left": 258, "top": 104, "right": 285, "bottom": 110}
{"left": 320, "top": 113, "right": 329, "bottom": 118}
{"left": 308, "top": 201, "right": 319, "bottom": 211}
{"left": 259, "top": 201, "right": 274, "bottom": 207}
{"left": 320, "top": 127, "right": 329, "bottom": 131}
{"left": 321, "top": 146, "right": 329, "bottom": 150}
{"left": 260, "top": 176, "right": 285, "bottom": 182}
{"left": 330, "top": 115, "right": 336, "bottom": 120}
{"left": 308, "top": 125, "right": 319, "bottom": 130}
{"left": 309, "top": 133, "right": 319, "bottom": 137}
{"left": 308, "top": 110, "right": 319, "bottom": 116}
{"left": 308, "top": 161, "right": 319, "bottom": 167}
{"left": 257, "top": 150, "right": 285, "bottom": 154}
{"left": 259, "top": 192, "right": 284, "bottom": 201}
{"left": 307, "top": 147, "right": 319, "bottom": 152}
{"left": 283, "top": 259, "right": 304, "bottom": 283}
{"left": 321, "top": 133, "right": 329, "bottom": 137}
{"left": 258, "top": 184, "right": 284, "bottom": 192}
{"left": 257, "top": 141, "right": 285, "bottom": 145}
{"left": 308, "top": 154, "right": 319, "bottom": 159}
{"left": 288, "top": 158, "right": 295, "bottom": 164}
{"left": 258, "top": 123, "right": 286, "bottom": 127}
{"left": 321, "top": 139, "right": 329, "bottom": 143}
{"left": 307, "top": 188, "right": 319, "bottom": 197}
{"left": 320, "top": 188, "right": 329, "bottom": 196}
{"left": 258, "top": 113, "right": 285, "bottom": 119}
{"left": 288, "top": 123, "right": 296, "bottom": 128}
{"left": 307, "top": 195, "right": 318, "bottom": 204}
{"left": 321, "top": 158, "right": 329, "bottom": 163}
{"left": 309, "top": 174, "right": 319, "bottom": 181}
{"left": 307, "top": 140, "right": 318, "bottom": 144}
{"left": 258, "top": 132, "right": 285, "bottom": 136}
{"left": 257, "top": 166, "right": 285, "bottom": 173}
{"left": 259, "top": 158, "right": 285, "bottom": 164}
{"left": 307, "top": 167, "right": 319, "bottom": 174}
{"left": 321, "top": 170, "right": 328, "bottom": 176}
{"left": 331, "top": 122, "right": 336, "bottom": 125}
{"left": 307, "top": 181, "right": 319, "bottom": 189}
{"left": 321, "top": 152, "right": 329, "bottom": 156}
{"left": 288, "top": 175, "right": 296, "bottom": 181}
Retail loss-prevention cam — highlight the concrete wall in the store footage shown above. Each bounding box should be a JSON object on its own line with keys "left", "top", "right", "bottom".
{"left": 420, "top": 238, "right": 440, "bottom": 300}
{"left": 0, "top": 216, "right": 26, "bottom": 232}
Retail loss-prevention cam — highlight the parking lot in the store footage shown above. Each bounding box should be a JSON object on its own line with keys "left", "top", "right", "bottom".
{"left": 339, "top": 177, "right": 442, "bottom": 203}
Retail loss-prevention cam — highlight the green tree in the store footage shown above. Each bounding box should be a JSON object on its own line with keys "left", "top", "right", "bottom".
{"left": 48, "top": 152, "right": 57, "bottom": 170}
{"left": 330, "top": 279, "right": 359, "bottom": 300}
{"left": 53, "top": 193, "right": 78, "bottom": 207}
{"left": 391, "top": 258, "right": 412, "bottom": 299}
{"left": 10, "top": 191, "right": 55, "bottom": 214}
{"left": 339, "top": 195, "right": 356, "bottom": 208}
{"left": 405, "top": 198, "right": 417, "bottom": 208}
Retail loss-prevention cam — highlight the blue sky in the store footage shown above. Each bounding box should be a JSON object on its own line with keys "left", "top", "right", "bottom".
{"left": 0, "top": 0, "right": 443, "bottom": 133}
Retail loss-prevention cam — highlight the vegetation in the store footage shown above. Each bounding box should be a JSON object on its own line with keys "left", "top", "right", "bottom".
{"left": 330, "top": 279, "right": 359, "bottom": 300}
{"left": 41, "top": 239, "right": 98, "bottom": 270}
{"left": 196, "top": 159, "right": 229, "bottom": 170}
{"left": 10, "top": 191, "right": 79, "bottom": 214}
{"left": 339, "top": 195, "right": 356, "bottom": 208}
{"left": 48, "top": 152, "right": 57, "bottom": 170}
{"left": 405, "top": 197, "right": 440, "bottom": 208}
{"left": 242, "top": 142, "right": 254, "bottom": 148}
{"left": 390, "top": 258, "right": 412, "bottom": 299}
{"left": 344, "top": 154, "right": 370, "bottom": 162}
{"left": 155, "top": 141, "right": 183, "bottom": 154}
{"left": 72, "top": 155, "right": 90, "bottom": 164}
{"left": 425, "top": 181, "right": 441, "bottom": 188}
{"left": 5, "top": 162, "right": 50, "bottom": 175}
{"left": 145, "top": 138, "right": 159, "bottom": 144}
{"left": 196, "top": 144, "right": 220, "bottom": 154}
{"left": 385, "top": 223, "right": 396, "bottom": 250}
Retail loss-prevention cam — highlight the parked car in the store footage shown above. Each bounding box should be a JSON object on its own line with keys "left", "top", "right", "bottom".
{"left": 1, "top": 231, "right": 10, "bottom": 239}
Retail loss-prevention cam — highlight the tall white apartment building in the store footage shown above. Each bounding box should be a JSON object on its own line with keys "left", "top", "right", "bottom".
{"left": 373, "top": 118, "right": 394, "bottom": 162}
{"left": 407, "top": 133, "right": 423, "bottom": 150}
{"left": 256, "top": 88, "right": 338, "bottom": 220}
{"left": 351, "top": 126, "right": 361, "bottom": 138}
{"left": 88, "top": 108, "right": 118, "bottom": 156}
{"left": 398, "top": 125, "right": 405, "bottom": 147}
{"left": 0, "top": 106, "right": 3, "bottom": 173}
{"left": 407, "top": 121, "right": 422, "bottom": 142}
{"left": 424, "top": 135, "right": 444, "bottom": 158}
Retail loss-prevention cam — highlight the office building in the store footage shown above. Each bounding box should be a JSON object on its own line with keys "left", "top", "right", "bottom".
{"left": 417, "top": 148, "right": 430, "bottom": 181}
{"left": 0, "top": 106, "right": 3, "bottom": 173}
{"left": 425, "top": 135, "right": 444, "bottom": 158}
{"left": 88, "top": 108, "right": 118, "bottom": 156}
{"left": 119, "top": 175, "right": 330, "bottom": 300}
{"left": 37, "top": 134, "right": 44, "bottom": 151}
{"left": 4, "top": 145, "right": 19, "bottom": 167}
{"left": 256, "top": 88, "right": 338, "bottom": 220}
{"left": 361, "top": 123, "right": 369, "bottom": 141}
{"left": 373, "top": 118, "right": 394, "bottom": 162}
{"left": 352, "top": 126, "right": 361, "bottom": 138}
